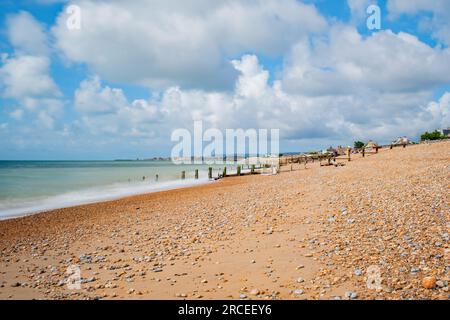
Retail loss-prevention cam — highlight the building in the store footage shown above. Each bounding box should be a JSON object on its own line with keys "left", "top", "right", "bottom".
{"left": 441, "top": 127, "right": 450, "bottom": 137}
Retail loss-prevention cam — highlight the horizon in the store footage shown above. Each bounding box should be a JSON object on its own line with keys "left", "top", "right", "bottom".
{"left": 0, "top": 136, "right": 417, "bottom": 161}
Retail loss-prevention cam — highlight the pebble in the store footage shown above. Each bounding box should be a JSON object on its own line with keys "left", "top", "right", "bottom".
{"left": 345, "top": 291, "right": 358, "bottom": 299}
{"left": 354, "top": 268, "right": 363, "bottom": 276}
{"left": 250, "top": 289, "right": 260, "bottom": 296}
{"left": 422, "top": 276, "right": 437, "bottom": 289}
{"left": 293, "top": 289, "right": 303, "bottom": 295}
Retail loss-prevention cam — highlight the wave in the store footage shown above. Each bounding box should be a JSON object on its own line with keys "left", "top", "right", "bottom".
{"left": 0, "top": 178, "right": 211, "bottom": 220}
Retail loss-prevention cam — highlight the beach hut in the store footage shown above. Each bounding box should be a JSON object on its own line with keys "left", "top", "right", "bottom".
{"left": 336, "top": 146, "right": 350, "bottom": 156}
{"left": 365, "top": 140, "right": 379, "bottom": 149}
{"left": 392, "top": 137, "right": 410, "bottom": 145}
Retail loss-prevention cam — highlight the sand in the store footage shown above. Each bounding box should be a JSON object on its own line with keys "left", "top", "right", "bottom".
{"left": 0, "top": 141, "right": 449, "bottom": 300}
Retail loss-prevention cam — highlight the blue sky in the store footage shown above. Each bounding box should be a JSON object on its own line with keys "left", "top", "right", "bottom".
{"left": 0, "top": 0, "right": 449, "bottom": 160}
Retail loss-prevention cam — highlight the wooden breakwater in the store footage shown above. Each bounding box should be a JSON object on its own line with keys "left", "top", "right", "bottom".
{"left": 277, "top": 142, "right": 415, "bottom": 171}
{"left": 144, "top": 141, "right": 424, "bottom": 182}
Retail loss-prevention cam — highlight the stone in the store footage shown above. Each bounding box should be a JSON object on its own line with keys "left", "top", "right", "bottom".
{"left": 354, "top": 268, "right": 363, "bottom": 276}
{"left": 293, "top": 289, "right": 303, "bottom": 295}
{"left": 422, "top": 276, "right": 436, "bottom": 289}
{"left": 296, "top": 277, "right": 305, "bottom": 283}
{"left": 250, "top": 289, "right": 260, "bottom": 296}
{"left": 345, "top": 291, "right": 358, "bottom": 299}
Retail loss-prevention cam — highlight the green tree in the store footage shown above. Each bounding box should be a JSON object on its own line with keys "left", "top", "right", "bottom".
{"left": 420, "top": 130, "right": 447, "bottom": 141}
{"left": 354, "top": 141, "right": 365, "bottom": 149}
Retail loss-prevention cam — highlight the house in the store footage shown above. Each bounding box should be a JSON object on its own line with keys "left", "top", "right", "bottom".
{"left": 441, "top": 127, "right": 450, "bottom": 137}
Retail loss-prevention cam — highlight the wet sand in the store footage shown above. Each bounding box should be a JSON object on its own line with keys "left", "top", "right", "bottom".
{"left": 0, "top": 141, "right": 449, "bottom": 300}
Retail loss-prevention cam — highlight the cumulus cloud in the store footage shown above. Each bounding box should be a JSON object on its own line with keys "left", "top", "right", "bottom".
{"left": 0, "top": 55, "right": 60, "bottom": 99}
{"left": 6, "top": 11, "right": 50, "bottom": 56}
{"left": 347, "top": 0, "right": 372, "bottom": 23}
{"left": 72, "top": 55, "right": 449, "bottom": 150}
{"left": 52, "top": 0, "right": 326, "bottom": 90}
{"left": 74, "top": 76, "right": 129, "bottom": 114}
{"left": 387, "top": 0, "right": 450, "bottom": 45}
{"left": 0, "top": 11, "right": 65, "bottom": 130}
{"left": 282, "top": 26, "right": 450, "bottom": 96}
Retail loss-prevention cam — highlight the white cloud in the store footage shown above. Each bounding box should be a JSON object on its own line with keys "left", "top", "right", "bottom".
{"left": 0, "top": 55, "right": 60, "bottom": 99}
{"left": 387, "top": 0, "right": 450, "bottom": 45}
{"left": 347, "top": 0, "right": 372, "bottom": 22}
{"left": 72, "top": 55, "right": 449, "bottom": 149}
{"left": 422, "top": 92, "right": 450, "bottom": 128}
{"left": 52, "top": 0, "right": 326, "bottom": 90}
{"left": 73, "top": 76, "right": 162, "bottom": 136}
{"left": 74, "top": 76, "right": 128, "bottom": 114}
{"left": 1, "top": 11, "right": 64, "bottom": 131}
{"left": 282, "top": 26, "right": 450, "bottom": 96}
{"left": 6, "top": 11, "right": 50, "bottom": 56}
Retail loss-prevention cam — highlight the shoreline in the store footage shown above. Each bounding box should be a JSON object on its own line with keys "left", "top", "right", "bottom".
{"left": 0, "top": 178, "right": 213, "bottom": 222}
{"left": 0, "top": 141, "right": 448, "bottom": 300}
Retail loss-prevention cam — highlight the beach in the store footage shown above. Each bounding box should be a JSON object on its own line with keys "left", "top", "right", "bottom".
{"left": 0, "top": 141, "right": 448, "bottom": 300}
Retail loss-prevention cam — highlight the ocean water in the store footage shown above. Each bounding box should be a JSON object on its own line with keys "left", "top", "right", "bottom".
{"left": 0, "top": 160, "right": 231, "bottom": 219}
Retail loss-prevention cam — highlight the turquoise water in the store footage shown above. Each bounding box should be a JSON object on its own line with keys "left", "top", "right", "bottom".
{"left": 0, "top": 161, "right": 230, "bottom": 219}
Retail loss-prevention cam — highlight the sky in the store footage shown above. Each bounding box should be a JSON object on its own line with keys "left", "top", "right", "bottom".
{"left": 0, "top": 0, "right": 449, "bottom": 160}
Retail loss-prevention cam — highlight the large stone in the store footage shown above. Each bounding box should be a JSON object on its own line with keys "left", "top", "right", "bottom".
{"left": 422, "top": 276, "right": 437, "bottom": 289}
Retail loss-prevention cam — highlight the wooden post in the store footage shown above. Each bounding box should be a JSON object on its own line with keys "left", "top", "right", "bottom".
{"left": 181, "top": 171, "right": 185, "bottom": 179}
{"left": 375, "top": 146, "right": 379, "bottom": 153}
{"left": 155, "top": 174, "right": 159, "bottom": 182}
{"left": 347, "top": 148, "right": 351, "bottom": 162}
{"left": 223, "top": 167, "right": 227, "bottom": 177}
{"left": 237, "top": 165, "right": 241, "bottom": 176}
{"left": 195, "top": 169, "right": 199, "bottom": 179}
{"left": 390, "top": 144, "right": 393, "bottom": 150}
{"left": 251, "top": 164, "right": 255, "bottom": 174}
{"left": 362, "top": 148, "right": 365, "bottom": 157}
{"left": 208, "top": 167, "right": 212, "bottom": 180}
{"left": 403, "top": 143, "right": 406, "bottom": 148}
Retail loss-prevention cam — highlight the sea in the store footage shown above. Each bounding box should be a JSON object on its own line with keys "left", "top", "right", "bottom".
{"left": 0, "top": 160, "right": 232, "bottom": 220}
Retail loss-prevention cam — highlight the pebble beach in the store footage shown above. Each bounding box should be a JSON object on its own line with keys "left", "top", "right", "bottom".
{"left": 0, "top": 141, "right": 449, "bottom": 300}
